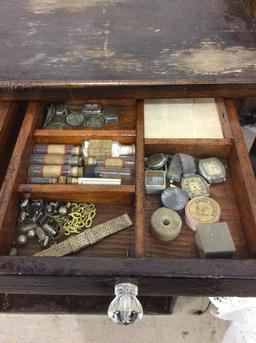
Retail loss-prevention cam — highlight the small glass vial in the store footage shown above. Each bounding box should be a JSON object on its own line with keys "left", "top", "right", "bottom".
{"left": 30, "top": 154, "right": 82, "bottom": 166}
{"left": 85, "top": 166, "right": 132, "bottom": 181}
{"left": 33, "top": 144, "right": 81, "bottom": 156}
{"left": 85, "top": 156, "right": 135, "bottom": 168}
{"left": 27, "top": 177, "right": 58, "bottom": 184}
{"left": 82, "top": 140, "right": 135, "bottom": 158}
{"left": 28, "top": 165, "right": 83, "bottom": 177}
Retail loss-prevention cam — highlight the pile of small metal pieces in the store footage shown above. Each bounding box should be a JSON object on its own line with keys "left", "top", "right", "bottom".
{"left": 43, "top": 103, "right": 120, "bottom": 129}
{"left": 11, "top": 199, "right": 96, "bottom": 255}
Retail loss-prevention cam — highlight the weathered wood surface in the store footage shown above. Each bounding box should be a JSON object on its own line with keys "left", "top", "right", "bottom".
{"left": 0, "top": 0, "right": 256, "bottom": 92}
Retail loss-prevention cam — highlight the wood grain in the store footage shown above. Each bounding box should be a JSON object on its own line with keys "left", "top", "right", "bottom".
{"left": 16, "top": 203, "right": 135, "bottom": 258}
{"left": 34, "top": 129, "right": 136, "bottom": 144}
{"left": 0, "top": 102, "right": 22, "bottom": 186}
{"left": 145, "top": 138, "right": 232, "bottom": 157}
{"left": 17, "top": 184, "right": 135, "bottom": 204}
{"left": 225, "top": 99, "right": 256, "bottom": 257}
{"left": 1, "top": 257, "right": 256, "bottom": 296}
{"left": 216, "top": 98, "right": 233, "bottom": 138}
{"left": 135, "top": 100, "right": 145, "bottom": 257}
{"left": 0, "top": 0, "right": 255, "bottom": 94}
{"left": 0, "top": 102, "right": 44, "bottom": 254}
{"left": 144, "top": 178, "right": 248, "bottom": 259}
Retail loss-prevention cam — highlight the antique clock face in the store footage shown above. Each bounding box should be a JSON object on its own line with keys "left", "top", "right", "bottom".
{"left": 181, "top": 175, "right": 209, "bottom": 199}
{"left": 198, "top": 157, "right": 226, "bottom": 184}
{"left": 66, "top": 113, "right": 85, "bottom": 127}
{"left": 161, "top": 186, "right": 189, "bottom": 212}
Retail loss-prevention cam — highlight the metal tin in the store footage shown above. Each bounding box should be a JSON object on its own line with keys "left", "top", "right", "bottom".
{"left": 198, "top": 157, "right": 226, "bottom": 184}
{"left": 161, "top": 186, "right": 189, "bottom": 212}
{"left": 145, "top": 170, "right": 166, "bottom": 194}
{"left": 185, "top": 196, "right": 221, "bottom": 231}
{"left": 146, "top": 153, "right": 167, "bottom": 169}
{"left": 181, "top": 175, "right": 210, "bottom": 199}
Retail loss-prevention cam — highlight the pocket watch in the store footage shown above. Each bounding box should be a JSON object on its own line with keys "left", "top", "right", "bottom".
{"left": 198, "top": 157, "right": 226, "bottom": 184}
{"left": 181, "top": 175, "right": 209, "bottom": 199}
{"left": 66, "top": 113, "right": 85, "bottom": 127}
{"left": 161, "top": 186, "right": 189, "bottom": 212}
{"left": 146, "top": 153, "right": 168, "bottom": 170}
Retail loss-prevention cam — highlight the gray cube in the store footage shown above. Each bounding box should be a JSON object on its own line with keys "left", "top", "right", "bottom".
{"left": 195, "top": 222, "right": 236, "bottom": 258}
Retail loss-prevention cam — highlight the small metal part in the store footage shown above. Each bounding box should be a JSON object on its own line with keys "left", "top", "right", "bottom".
{"left": 27, "top": 229, "right": 36, "bottom": 240}
{"left": 181, "top": 175, "right": 210, "bottom": 199}
{"left": 31, "top": 211, "right": 43, "bottom": 223}
{"left": 198, "top": 157, "right": 226, "bottom": 184}
{"left": 42, "top": 223, "right": 58, "bottom": 238}
{"left": 36, "top": 226, "right": 51, "bottom": 247}
{"left": 84, "top": 114, "right": 104, "bottom": 128}
{"left": 66, "top": 202, "right": 72, "bottom": 209}
{"left": 17, "top": 234, "right": 27, "bottom": 246}
{"left": 45, "top": 204, "right": 53, "bottom": 214}
{"left": 41, "top": 236, "right": 50, "bottom": 248}
{"left": 161, "top": 186, "right": 189, "bottom": 212}
{"left": 103, "top": 106, "right": 120, "bottom": 124}
{"left": 20, "top": 210, "right": 28, "bottom": 222}
{"left": 179, "top": 153, "right": 197, "bottom": 177}
{"left": 66, "top": 112, "right": 85, "bottom": 127}
{"left": 146, "top": 153, "right": 167, "bottom": 170}
{"left": 18, "top": 223, "right": 37, "bottom": 233}
{"left": 36, "top": 225, "right": 47, "bottom": 241}
{"left": 145, "top": 170, "right": 166, "bottom": 194}
{"left": 167, "top": 154, "right": 182, "bottom": 181}
{"left": 58, "top": 206, "right": 68, "bottom": 216}
{"left": 83, "top": 104, "right": 101, "bottom": 114}
{"left": 9, "top": 247, "right": 18, "bottom": 256}
{"left": 20, "top": 199, "right": 29, "bottom": 209}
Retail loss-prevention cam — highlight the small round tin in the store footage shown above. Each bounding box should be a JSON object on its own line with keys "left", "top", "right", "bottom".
{"left": 146, "top": 153, "right": 167, "bottom": 170}
{"left": 151, "top": 207, "right": 182, "bottom": 241}
{"left": 185, "top": 196, "right": 221, "bottom": 231}
{"left": 161, "top": 186, "right": 189, "bottom": 212}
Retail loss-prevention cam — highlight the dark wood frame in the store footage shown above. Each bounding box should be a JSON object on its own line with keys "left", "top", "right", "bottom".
{"left": 0, "top": 97, "right": 256, "bottom": 297}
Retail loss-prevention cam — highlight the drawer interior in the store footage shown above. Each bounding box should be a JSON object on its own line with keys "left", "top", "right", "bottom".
{"left": 0, "top": 98, "right": 255, "bottom": 261}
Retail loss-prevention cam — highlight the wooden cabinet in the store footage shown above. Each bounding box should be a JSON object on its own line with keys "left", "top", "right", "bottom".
{"left": 0, "top": 0, "right": 256, "bottom": 314}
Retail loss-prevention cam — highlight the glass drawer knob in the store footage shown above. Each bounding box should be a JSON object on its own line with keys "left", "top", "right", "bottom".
{"left": 108, "top": 282, "right": 143, "bottom": 325}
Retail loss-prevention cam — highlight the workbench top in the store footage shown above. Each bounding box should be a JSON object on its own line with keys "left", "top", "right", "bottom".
{"left": 0, "top": 0, "right": 256, "bottom": 91}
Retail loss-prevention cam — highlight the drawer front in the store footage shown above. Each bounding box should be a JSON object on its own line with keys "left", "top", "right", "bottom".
{"left": 0, "top": 102, "right": 24, "bottom": 187}
{"left": 0, "top": 98, "right": 256, "bottom": 298}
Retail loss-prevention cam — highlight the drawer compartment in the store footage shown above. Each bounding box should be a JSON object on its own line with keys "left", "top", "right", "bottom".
{"left": 0, "top": 98, "right": 256, "bottom": 297}
{"left": 0, "top": 102, "right": 24, "bottom": 187}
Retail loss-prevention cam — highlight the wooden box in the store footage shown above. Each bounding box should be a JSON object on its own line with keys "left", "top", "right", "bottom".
{"left": 0, "top": 98, "right": 256, "bottom": 300}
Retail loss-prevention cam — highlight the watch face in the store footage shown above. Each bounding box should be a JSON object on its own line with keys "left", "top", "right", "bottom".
{"left": 181, "top": 175, "right": 209, "bottom": 199}
{"left": 198, "top": 158, "right": 226, "bottom": 184}
{"left": 146, "top": 153, "right": 167, "bottom": 169}
{"left": 66, "top": 113, "right": 85, "bottom": 127}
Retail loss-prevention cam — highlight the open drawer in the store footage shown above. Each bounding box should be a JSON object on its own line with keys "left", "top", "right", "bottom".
{"left": 0, "top": 98, "right": 256, "bottom": 297}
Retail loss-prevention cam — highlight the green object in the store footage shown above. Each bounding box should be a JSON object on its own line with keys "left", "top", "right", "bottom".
{"left": 66, "top": 112, "right": 85, "bottom": 127}
{"left": 195, "top": 222, "right": 236, "bottom": 258}
{"left": 151, "top": 207, "right": 182, "bottom": 241}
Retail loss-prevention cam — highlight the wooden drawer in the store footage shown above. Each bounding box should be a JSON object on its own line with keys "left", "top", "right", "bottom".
{"left": 0, "top": 98, "right": 256, "bottom": 298}
{"left": 0, "top": 102, "right": 24, "bottom": 188}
